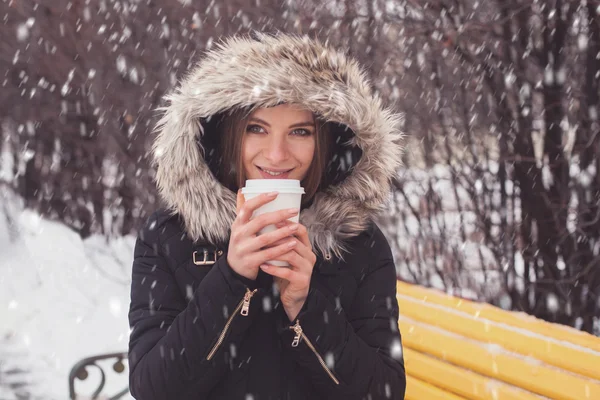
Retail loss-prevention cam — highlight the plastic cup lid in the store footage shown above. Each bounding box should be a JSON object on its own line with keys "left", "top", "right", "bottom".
{"left": 241, "top": 179, "right": 305, "bottom": 194}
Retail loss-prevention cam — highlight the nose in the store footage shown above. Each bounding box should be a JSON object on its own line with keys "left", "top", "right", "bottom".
{"left": 264, "top": 135, "right": 289, "bottom": 164}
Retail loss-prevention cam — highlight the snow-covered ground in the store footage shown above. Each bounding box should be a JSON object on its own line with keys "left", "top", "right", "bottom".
{"left": 0, "top": 189, "right": 134, "bottom": 400}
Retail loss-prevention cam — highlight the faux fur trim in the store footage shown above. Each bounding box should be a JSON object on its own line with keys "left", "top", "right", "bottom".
{"left": 152, "top": 32, "right": 404, "bottom": 260}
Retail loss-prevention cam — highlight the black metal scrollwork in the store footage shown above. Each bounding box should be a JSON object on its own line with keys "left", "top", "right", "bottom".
{"left": 68, "top": 352, "right": 129, "bottom": 400}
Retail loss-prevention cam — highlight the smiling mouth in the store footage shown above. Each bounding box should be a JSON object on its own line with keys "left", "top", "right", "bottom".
{"left": 257, "top": 166, "right": 294, "bottom": 176}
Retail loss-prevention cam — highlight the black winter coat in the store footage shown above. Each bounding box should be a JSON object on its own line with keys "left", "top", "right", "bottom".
{"left": 128, "top": 210, "right": 406, "bottom": 400}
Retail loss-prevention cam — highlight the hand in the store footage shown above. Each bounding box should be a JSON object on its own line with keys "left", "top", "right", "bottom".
{"left": 226, "top": 190, "right": 301, "bottom": 281}
{"left": 259, "top": 220, "right": 317, "bottom": 322}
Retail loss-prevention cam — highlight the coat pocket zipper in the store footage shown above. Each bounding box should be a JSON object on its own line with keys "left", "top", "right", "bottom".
{"left": 206, "top": 288, "right": 257, "bottom": 361}
{"left": 290, "top": 320, "right": 340, "bottom": 385}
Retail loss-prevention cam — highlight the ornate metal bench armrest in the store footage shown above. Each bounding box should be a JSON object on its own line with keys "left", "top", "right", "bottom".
{"left": 68, "top": 352, "right": 129, "bottom": 400}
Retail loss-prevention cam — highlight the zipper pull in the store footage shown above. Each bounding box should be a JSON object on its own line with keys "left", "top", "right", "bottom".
{"left": 291, "top": 320, "right": 303, "bottom": 347}
{"left": 240, "top": 288, "right": 257, "bottom": 316}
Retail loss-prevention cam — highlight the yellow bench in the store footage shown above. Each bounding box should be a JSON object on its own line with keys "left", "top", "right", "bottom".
{"left": 397, "top": 281, "right": 600, "bottom": 400}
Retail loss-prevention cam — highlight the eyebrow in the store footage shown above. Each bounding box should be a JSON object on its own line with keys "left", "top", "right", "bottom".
{"left": 248, "top": 117, "right": 315, "bottom": 129}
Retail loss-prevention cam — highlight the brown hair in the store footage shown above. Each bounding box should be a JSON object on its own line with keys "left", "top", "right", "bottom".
{"left": 218, "top": 107, "right": 330, "bottom": 205}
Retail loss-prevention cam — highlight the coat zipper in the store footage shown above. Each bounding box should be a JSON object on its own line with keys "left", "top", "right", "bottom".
{"left": 290, "top": 320, "right": 340, "bottom": 385}
{"left": 206, "top": 288, "right": 257, "bottom": 361}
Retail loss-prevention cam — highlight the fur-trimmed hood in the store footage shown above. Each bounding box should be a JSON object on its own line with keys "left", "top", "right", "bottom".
{"left": 151, "top": 32, "right": 404, "bottom": 259}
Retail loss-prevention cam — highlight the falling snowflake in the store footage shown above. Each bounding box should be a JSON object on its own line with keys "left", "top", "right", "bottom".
{"left": 546, "top": 293, "right": 559, "bottom": 313}
{"left": 390, "top": 339, "right": 403, "bottom": 360}
{"left": 384, "top": 383, "right": 391, "bottom": 398}
{"left": 262, "top": 296, "right": 272, "bottom": 312}
{"left": 116, "top": 55, "right": 127, "bottom": 75}
{"left": 83, "top": 7, "right": 91, "bottom": 21}
{"left": 325, "top": 351, "right": 335, "bottom": 369}
{"left": 16, "top": 24, "right": 29, "bottom": 42}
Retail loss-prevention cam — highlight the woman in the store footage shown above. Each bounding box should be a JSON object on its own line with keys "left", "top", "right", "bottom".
{"left": 128, "top": 32, "right": 406, "bottom": 399}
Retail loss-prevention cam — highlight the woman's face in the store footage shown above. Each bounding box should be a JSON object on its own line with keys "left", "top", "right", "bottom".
{"left": 242, "top": 104, "right": 316, "bottom": 181}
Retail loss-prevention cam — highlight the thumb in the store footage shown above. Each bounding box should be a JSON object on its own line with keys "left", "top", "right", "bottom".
{"left": 236, "top": 189, "right": 245, "bottom": 214}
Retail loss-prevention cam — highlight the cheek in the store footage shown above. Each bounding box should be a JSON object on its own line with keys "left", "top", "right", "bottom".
{"left": 304, "top": 141, "right": 316, "bottom": 165}
{"left": 241, "top": 137, "right": 256, "bottom": 165}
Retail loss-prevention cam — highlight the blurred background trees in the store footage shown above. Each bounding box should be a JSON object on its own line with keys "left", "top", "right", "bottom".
{"left": 1, "top": 0, "right": 598, "bottom": 334}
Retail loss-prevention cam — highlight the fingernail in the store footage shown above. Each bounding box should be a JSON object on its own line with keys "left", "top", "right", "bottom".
{"left": 267, "top": 191, "right": 278, "bottom": 197}
{"left": 288, "top": 240, "right": 297, "bottom": 248}
{"left": 260, "top": 264, "right": 269, "bottom": 269}
{"left": 288, "top": 224, "right": 298, "bottom": 231}
{"left": 287, "top": 208, "right": 299, "bottom": 214}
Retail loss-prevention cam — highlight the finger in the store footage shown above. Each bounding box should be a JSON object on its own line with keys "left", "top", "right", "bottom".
{"left": 237, "top": 192, "right": 279, "bottom": 223}
{"left": 244, "top": 207, "right": 299, "bottom": 237}
{"left": 236, "top": 189, "right": 245, "bottom": 215}
{"left": 259, "top": 263, "right": 301, "bottom": 282}
{"left": 268, "top": 237, "right": 290, "bottom": 248}
{"left": 276, "top": 222, "right": 310, "bottom": 247}
{"left": 293, "top": 224, "right": 311, "bottom": 249}
{"left": 246, "top": 237, "right": 298, "bottom": 267}
{"left": 275, "top": 250, "right": 312, "bottom": 275}
{"left": 286, "top": 241, "right": 316, "bottom": 269}
{"left": 246, "top": 224, "right": 299, "bottom": 253}
{"left": 274, "top": 220, "right": 293, "bottom": 228}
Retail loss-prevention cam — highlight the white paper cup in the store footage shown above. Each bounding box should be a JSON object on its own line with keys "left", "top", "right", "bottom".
{"left": 241, "top": 179, "right": 304, "bottom": 267}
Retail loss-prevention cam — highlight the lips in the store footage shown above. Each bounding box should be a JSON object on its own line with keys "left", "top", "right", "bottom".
{"left": 257, "top": 166, "right": 293, "bottom": 179}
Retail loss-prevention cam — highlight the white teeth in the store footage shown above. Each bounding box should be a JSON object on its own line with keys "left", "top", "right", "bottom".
{"left": 259, "top": 167, "right": 290, "bottom": 176}
{"left": 263, "top": 169, "right": 284, "bottom": 176}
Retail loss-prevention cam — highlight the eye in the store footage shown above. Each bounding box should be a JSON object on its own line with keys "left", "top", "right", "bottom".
{"left": 291, "top": 128, "right": 312, "bottom": 137}
{"left": 246, "top": 124, "right": 265, "bottom": 133}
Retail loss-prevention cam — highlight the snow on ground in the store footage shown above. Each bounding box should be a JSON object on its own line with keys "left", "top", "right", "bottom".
{"left": 0, "top": 190, "right": 134, "bottom": 400}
